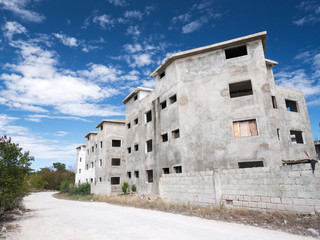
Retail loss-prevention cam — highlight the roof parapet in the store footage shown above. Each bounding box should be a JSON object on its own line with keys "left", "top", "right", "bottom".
{"left": 122, "top": 87, "right": 153, "bottom": 104}
{"left": 150, "top": 31, "right": 267, "bottom": 78}
{"left": 95, "top": 119, "right": 125, "bottom": 128}
{"left": 265, "top": 59, "right": 278, "bottom": 66}
{"left": 84, "top": 131, "right": 97, "bottom": 138}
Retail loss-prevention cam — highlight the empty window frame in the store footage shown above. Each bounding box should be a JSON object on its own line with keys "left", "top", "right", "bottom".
{"left": 133, "top": 94, "right": 138, "bottom": 101}
{"left": 127, "top": 147, "right": 131, "bottom": 154}
{"left": 238, "top": 161, "right": 264, "bottom": 168}
{"left": 146, "top": 170, "right": 153, "bottom": 183}
{"left": 145, "top": 110, "right": 152, "bottom": 123}
{"left": 277, "top": 128, "right": 281, "bottom": 140}
{"left": 225, "top": 45, "right": 247, "bottom": 59}
{"left": 271, "top": 96, "right": 277, "bottom": 109}
{"left": 86, "top": 164, "right": 88, "bottom": 170}
{"left": 134, "top": 171, "right": 139, "bottom": 178}
{"left": 146, "top": 140, "right": 152, "bottom": 152}
{"left": 92, "top": 146, "right": 94, "bottom": 153}
{"left": 87, "top": 150, "right": 89, "bottom": 155}
{"left": 127, "top": 172, "right": 131, "bottom": 178}
{"left": 112, "top": 140, "right": 121, "bottom": 147}
{"left": 229, "top": 80, "right": 253, "bottom": 98}
{"left": 99, "top": 177, "right": 102, "bottom": 182}
{"left": 79, "top": 169, "right": 81, "bottom": 174}
{"left": 285, "top": 99, "right": 298, "bottom": 112}
{"left": 100, "top": 141, "right": 103, "bottom": 148}
{"left": 91, "top": 162, "right": 94, "bottom": 168}
{"left": 95, "top": 144, "right": 98, "bottom": 149}
{"left": 162, "top": 168, "right": 169, "bottom": 174}
{"left": 111, "top": 158, "right": 121, "bottom": 166}
{"left": 111, "top": 177, "right": 120, "bottom": 185}
{"left": 290, "top": 130, "right": 304, "bottom": 144}
{"left": 134, "top": 144, "right": 139, "bottom": 151}
{"left": 172, "top": 129, "right": 180, "bottom": 139}
{"left": 233, "top": 119, "right": 258, "bottom": 138}
{"left": 160, "top": 100, "right": 167, "bottom": 110}
{"left": 100, "top": 125, "right": 103, "bottom": 131}
{"left": 90, "top": 178, "right": 93, "bottom": 183}
{"left": 99, "top": 159, "right": 102, "bottom": 167}
{"left": 80, "top": 157, "right": 82, "bottom": 162}
{"left": 134, "top": 118, "right": 139, "bottom": 125}
{"left": 161, "top": 133, "right": 168, "bottom": 142}
{"left": 159, "top": 71, "right": 165, "bottom": 79}
{"left": 173, "top": 166, "right": 182, "bottom": 173}
{"left": 127, "top": 123, "right": 131, "bottom": 129}
{"left": 169, "top": 94, "right": 177, "bottom": 104}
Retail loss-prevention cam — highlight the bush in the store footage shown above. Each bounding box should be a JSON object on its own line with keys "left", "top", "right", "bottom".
{"left": 122, "top": 182, "right": 129, "bottom": 194}
{"left": 131, "top": 184, "right": 136, "bottom": 192}
{"left": 0, "top": 136, "right": 33, "bottom": 215}
{"left": 68, "top": 183, "right": 91, "bottom": 196}
{"left": 59, "top": 180, "right": 70, "bottom": 193}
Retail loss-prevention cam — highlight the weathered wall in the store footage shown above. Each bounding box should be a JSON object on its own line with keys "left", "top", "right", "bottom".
{"left": 159, "top": 164, "right": 320, "bottom": 214}
{"left": 91, "top": 182, "right": 111, "bottom": 195}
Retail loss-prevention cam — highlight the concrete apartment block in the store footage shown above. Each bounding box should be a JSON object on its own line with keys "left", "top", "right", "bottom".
{"left": 123, "top": 31, "right": 316, "bottom": 194}
{"left": 76, "top": 120, "right": 126, "bottom": 195}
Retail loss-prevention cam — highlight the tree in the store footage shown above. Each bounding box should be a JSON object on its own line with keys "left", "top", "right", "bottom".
{"left": 53, "top": 162, "right": 66, "bottom": 171}
{"left": 0, "top": 136, "right": 34, "bottom": 215}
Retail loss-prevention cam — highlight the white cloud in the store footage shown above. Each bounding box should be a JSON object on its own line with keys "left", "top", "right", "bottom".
{"left": 124, "top": 10, "right": 143, "bottom": 20}
{"left": 0, "top": 39, "right": 124, "bottom": 117}
{"left": 53, "top": 33, "right": 79, "bottom": 47}
{"left": 293, "top": 0, "right": 320, "bottom": 26}
{"left": 126, "top": 25, "right": 141, "bottom": 36}
{"left": 123, "top": 43, "right": 143, "bottom": 53}
{"left": 93, "top": 14, "right": 115, "bottom": 29}
{"left": 2, "top": 21, "right": 27, "bottom": 39}
{"left": 182, "top": 20, "right": 203, "bottom": 34}
{"left": 54, "top": 131, "right": 68, "bottom": 137}
{"left": 130, "top": 53, "right": 153, "bottom": 67}
{"left": 107, "top": 0, "right": 127, "bottom": 6}
{"left": 0, "top": 0, "right": 45, "bottom": 23}
{"left": 140, "top": 79, "right": 155, "bottom": 88}
{"left": 25, "top": 114, "right": 89, "bottom": 123}
{"left": 172, "top": 13, "right": 191, "bottom": 23}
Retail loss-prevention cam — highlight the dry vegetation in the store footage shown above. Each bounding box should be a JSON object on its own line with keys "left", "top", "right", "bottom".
{"left": 54, "top": 193, "right": 320, "bottom": 238}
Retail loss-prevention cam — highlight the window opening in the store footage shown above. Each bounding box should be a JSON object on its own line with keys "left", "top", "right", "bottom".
{"left": 277, "top": 128, "right": 280, "bottom": 140}
{"left": 271, "top": 96, "right": 277, "bottom": 109}
{"left": 111, "top": 177, "right": 120, "bottom": 185}
{"left": 92, "top": 146, "right": 94, "bottom": 153}
{"left": 162, "top": 168, "right": 169, "bottom": 174}
{"left": 134, "top": 118, "right": 138, "bottom": 125}
{"left": 229, "top": 80, "right": 253, "bottom": 98}
{"left": 161, "top": 100, "right": 167, "bottom": 109}
{"left": 285, "top": 99, "right": 298, "bottom": 112}
{"left": 86, "top": 164, "right": 88, "bottom": 170}
{"left": 127, "top": 147, "right": 131, "bottom": 154}
{"left": 100, "top": 125, "right": 103, "bottom": 131}
{"left": 146, "top": 140, "right": 152, "bottom": 152}
{"left": 134, "top": 171, "right": 139, "bottom": 178}
{"left": 100, "top": 141, "right": 103, "bottom": 148}
{"left": 174, "top": 166, "right": 182, "bottom": 173}
{"left": 133, "top": 94, "right": 138, "bottom": 101}
{"left": 169, "top": 94, "right": 177, "bottom": 104}
{"left": 134, "top": 144, "right": 139, "bottom": 151}
{"left": 233, "top": 119, "right": 258, "bottom": 138}
{"left": 111, "top": 158, "right": 121, "bottom": 166}
{"left": 127, "top": 172, "right": 131, "bottom": 178}
{"left": 159, "top": 71, "right": 165, "bottom": 79}
{"left": 80, "top": 157, "right": 82, "bottom": 162}
{"left": 172, "top": 129, "right": 180, "bottom": 139}
{"left": 161, "top": 133, "right": 168, "bottom": 142}
{"left": 112, "top": 140, "right": 121, "bottom": 147}
{"left": 91, "top": 162, "right": 93, "bottom": 168}
{"left": 225, "top": 45, "right": 247, "bottom": 59}
{"left": 290, "top": 130, "right": 304, "bottom": 144}
{"left": 79, "top": 169, "right": 81, "bottom": 174}
{"left": 90, "top": 178, "right": 93, "bottom": 183}
{"left": 145, "top": 110, "right": 152, "bottom": 123}
{"left": 99, "top": 177, "right": 102, "bottom": 182}
{"left": 127, "top": 123, "right": 131, "bottom": 129}
{"left": 238, "top": 161, "right": 264, "bottom": 168}
{"left": 99, "top": 159, "right": 102, "bottom": 167}
{"left": 146, "top": 170, "right": 153, "bottom": 183}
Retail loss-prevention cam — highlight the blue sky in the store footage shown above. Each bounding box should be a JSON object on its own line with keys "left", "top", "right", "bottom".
{"left": 0, "top": 0, "right": 319, "bottom": 170}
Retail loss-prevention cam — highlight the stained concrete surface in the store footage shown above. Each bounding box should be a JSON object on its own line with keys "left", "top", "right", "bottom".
{"left": 5, "top": 192, "right": 312, "bottom": 240}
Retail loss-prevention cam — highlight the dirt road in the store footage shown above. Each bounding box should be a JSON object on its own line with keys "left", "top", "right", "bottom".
{"left": 4, "top": 192, "right": 312, "bottom": 240}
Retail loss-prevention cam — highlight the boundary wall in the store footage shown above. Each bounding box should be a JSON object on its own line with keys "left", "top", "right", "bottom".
{"left": 159, "top": 164, "right": 320, "bottom": 214}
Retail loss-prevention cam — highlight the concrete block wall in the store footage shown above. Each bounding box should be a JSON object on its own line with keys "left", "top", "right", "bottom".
{"left": 159, "top": 164, "right": 320, "bottom": 214}
{"left": 91, "top": 182, "right": 111, "bottom": 195}
{"left": 159, "top": 171, "right": 217, "bottom": 206}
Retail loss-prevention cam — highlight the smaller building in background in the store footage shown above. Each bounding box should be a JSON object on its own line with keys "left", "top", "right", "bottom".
{"left": 315, "top": 140, "right": 320, "bottom": 160}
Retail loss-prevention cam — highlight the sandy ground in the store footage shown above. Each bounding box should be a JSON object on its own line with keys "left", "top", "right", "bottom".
{"left": 3, "top": 192, "right": 314, "bottom": 240}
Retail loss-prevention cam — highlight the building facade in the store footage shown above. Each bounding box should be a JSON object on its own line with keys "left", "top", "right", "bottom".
{"left": 76, "top": 31, "right": 317, "bottom": 196}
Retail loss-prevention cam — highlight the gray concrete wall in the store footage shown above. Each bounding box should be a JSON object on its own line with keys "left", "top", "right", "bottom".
{"left": 159, "top": 164, "right": 320, "bottom": 214}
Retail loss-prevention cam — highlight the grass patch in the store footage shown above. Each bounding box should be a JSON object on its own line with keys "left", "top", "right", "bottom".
{"left": 54, "top": 193, "right": 320, "bottom": 238}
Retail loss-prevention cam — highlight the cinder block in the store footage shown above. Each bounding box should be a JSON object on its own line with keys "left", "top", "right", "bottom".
{"left": 276, "top": 204, "right": 288, "bottom": 211}
{"left": 243, "top": 196, "right": 251, "bottom": 202}
{"left": 252, "top": 196, "right": 261, "bottom": 202}
{"left": 281, "top": 197, "right": 293, "bottom": 204}
{"left": 271, "top": 197, "right": 281, "bottom": 204}
{"left": 258, "top": 202, "right": 267, "bottom": 209}
{"left": 266, "top": 203, "right": 278, "bottom": 210}
{"left": 293, "top": 198, "right": 307, "bottom": 205}
{"left": 261, "top": 196, "right": 271, "bottom": 203}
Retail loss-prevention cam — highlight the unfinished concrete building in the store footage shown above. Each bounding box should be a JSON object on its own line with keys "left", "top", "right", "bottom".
{"left": 123, "top": 31, "right": 316, "bottom": 194}
{"left": 76, "top": 119, "right": 126, "bottom": 194}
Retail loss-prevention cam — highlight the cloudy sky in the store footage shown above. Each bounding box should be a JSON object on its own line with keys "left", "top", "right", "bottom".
{"left": 0, "top": 0, "right": 319, "bottom": 170}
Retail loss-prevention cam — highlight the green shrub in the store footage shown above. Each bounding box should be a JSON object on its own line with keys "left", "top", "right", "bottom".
{"left": 68, "top": 183, "right": 91, "bottom": 196}
{"left": 131, "top": 184, "right": 136, "bottom": 192}
{"left": 59, "top": 180, "right": 70, "bottom": 193}
{"left": 122, "top": 182, "right": 129, "bottom": 194}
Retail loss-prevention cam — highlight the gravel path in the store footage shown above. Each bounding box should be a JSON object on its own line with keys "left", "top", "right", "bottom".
{"left": 5, "top": 192, "right": 313, "bottom": 240}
